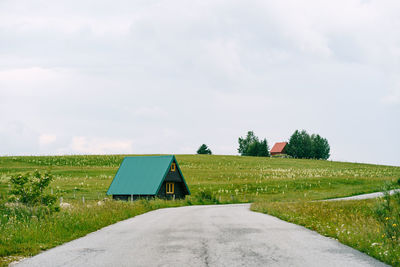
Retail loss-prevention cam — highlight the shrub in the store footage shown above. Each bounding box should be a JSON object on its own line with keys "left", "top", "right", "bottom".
{"left": 194, "top": 189, "right": 219, "bottom": 204}
{"left": 9, "top": 171, "right": 57, "bottom": 210}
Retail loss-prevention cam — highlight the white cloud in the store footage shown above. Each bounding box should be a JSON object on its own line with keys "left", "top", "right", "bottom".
{"left": 0, "top": 67, "right": 70, "bottom": 95}
{"left": 0, "top": 67, "right": 58, "bottom": 84}
{"left": 132, "top": 106, "right": 167, "bottom": 118}
{"left": 70, "top": 137, "right": 133, "bottom": 154}
{"left": 0, "top": 0, "right": 399, "bottom": 165}
{"left": 39, "top": 134, "right": 56, "bottom": 146}
{"left": 0, "top": 15, "right": 132, "bottom": 36}
{"left": 381, "top": 79, "right": 400, "bottom": 105}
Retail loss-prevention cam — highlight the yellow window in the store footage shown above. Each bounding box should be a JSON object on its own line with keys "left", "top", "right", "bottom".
{"left": 166, "top": 182, "right": 174, "bottom": 194}
{"left": 171, "top": 163, "right": 176, "bottom": 172}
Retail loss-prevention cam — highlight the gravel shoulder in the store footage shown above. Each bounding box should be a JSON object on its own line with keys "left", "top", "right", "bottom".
{"left": 14, "top": 204, "right": 387, "bottom": 267}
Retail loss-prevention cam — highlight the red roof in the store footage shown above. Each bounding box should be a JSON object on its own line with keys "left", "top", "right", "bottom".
{"left": 270, "top": 142, "right": 288, "bottom": 153}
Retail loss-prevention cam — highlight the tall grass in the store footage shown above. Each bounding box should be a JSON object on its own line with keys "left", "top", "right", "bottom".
{"left": 0, "top": 189, "right": 226, "bottom": 266}
{"left": 251, "top": 196, "right": 400, "bottom": 266}
{"left": 0, "top": 199, "right": 186, "bottom": 266}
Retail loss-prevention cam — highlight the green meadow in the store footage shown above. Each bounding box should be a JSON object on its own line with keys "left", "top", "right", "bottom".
{"left": 1, "top": 155, "right": 399, "bottom": 266}
{"left": 1, "top": 154, "right": 398, "bottom": 202}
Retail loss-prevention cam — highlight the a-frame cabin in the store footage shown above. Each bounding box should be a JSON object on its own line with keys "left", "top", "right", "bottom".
{"left": 107, "top": 155, "right": 190, "bottom": 200}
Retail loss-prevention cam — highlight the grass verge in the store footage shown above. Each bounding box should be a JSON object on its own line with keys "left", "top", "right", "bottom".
{"left": 251, "top": 198, "right": 400, "bottom": 266}
{"left": 0, "top": 198, "right": 222, "bottom": 267}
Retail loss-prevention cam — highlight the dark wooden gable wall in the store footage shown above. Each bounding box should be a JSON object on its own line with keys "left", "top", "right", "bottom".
{"left": 157, "top": 160, "right": 188, "bottom": 199}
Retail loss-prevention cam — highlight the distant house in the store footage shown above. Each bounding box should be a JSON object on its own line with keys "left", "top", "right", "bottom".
{"left": 270, "top": 142, "right": 288, "bottom": 156}
{"left": 107, "top": 155, "right": 190, "bottom": 201}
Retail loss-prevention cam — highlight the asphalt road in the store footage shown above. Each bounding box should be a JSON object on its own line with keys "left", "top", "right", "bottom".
{"left": 15, "top": 204, "right": 387, "bottom": 267}
{"left": 325, "top": 189, "right": 400, "bottom": 201}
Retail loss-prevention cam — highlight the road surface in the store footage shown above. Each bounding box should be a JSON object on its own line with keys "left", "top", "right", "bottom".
{"left": 325, "top": 189, "right": 400, "bottom": 201}
{"left": 15, "top": 204, "right": 387, "bottom": 267}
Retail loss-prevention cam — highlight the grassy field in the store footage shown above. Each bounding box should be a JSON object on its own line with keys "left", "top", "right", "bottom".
{"left": 1, "top": 154, "right": 400, "bottom": 266}
{"left": 1, "top": 155, "right": 398, "bottom": 202}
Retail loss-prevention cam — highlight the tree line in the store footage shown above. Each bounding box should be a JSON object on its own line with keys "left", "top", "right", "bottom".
{"left": 286, "top": 130, "right": 330, "bottom": 160}
{"left": 196, "top": 129, "right": 330, "bottom": 160}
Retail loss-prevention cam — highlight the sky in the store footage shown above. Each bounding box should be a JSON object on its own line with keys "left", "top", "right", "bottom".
{"left": 0, "top": 0, "right": 399, "bottom": 166}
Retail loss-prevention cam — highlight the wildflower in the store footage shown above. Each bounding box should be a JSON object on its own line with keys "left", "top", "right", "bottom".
{"left": 385, "top": 217, "right": 389, "bottom": 220}
{"left": 393, "top": 224, "right": 397, "bottom": 227}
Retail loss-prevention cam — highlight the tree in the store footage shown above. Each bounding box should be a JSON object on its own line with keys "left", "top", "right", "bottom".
{"left": 197, "top": 144, "right": 212, "bottom": 155}
{"left": 286, "top": 130, "right": 311, "bottom": 158}
{"left": 286, "top": 130, "right": 330, "bottom": 160}
{"left": 238, "top": 131, "right": 270, "bottom": 157}
{"left": 311, "top": 134, "right": 330, "bottom": 160}
{"left": 238, "top": 131, "right": 258, "bottom": 156}
{"left": 257, "top": 139, "right": 270, "bottom": 157}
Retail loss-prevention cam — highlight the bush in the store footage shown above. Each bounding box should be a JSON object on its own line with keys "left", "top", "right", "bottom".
{"left": 9, "top": 171, "right": 57, "bottom": 210}
{"left": 193, "top": 189, "right": 219, "bottom": 204}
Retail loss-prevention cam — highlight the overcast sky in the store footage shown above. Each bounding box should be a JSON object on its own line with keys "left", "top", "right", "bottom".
{"left": 0, "top": 0, "right": 399, "bottom": 166}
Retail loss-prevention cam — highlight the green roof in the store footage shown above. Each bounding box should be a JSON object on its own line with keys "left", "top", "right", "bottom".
{"left": 106, "top": 155, "right": 189, "bottom": 195}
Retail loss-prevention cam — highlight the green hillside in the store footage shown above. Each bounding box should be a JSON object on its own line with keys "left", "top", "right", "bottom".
{"left": 1, "top": 154, "right": 399, "bottom": 202}
{"left": 1, "top": 155, "right": 399, "bottom": 266}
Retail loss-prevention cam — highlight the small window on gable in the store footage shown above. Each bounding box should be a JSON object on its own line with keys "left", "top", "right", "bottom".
{"left": 171, "top": 163, "right": 176, "bottom": 172}
{"left": 166, "top": 182, "right": 174, "bottom": 194}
